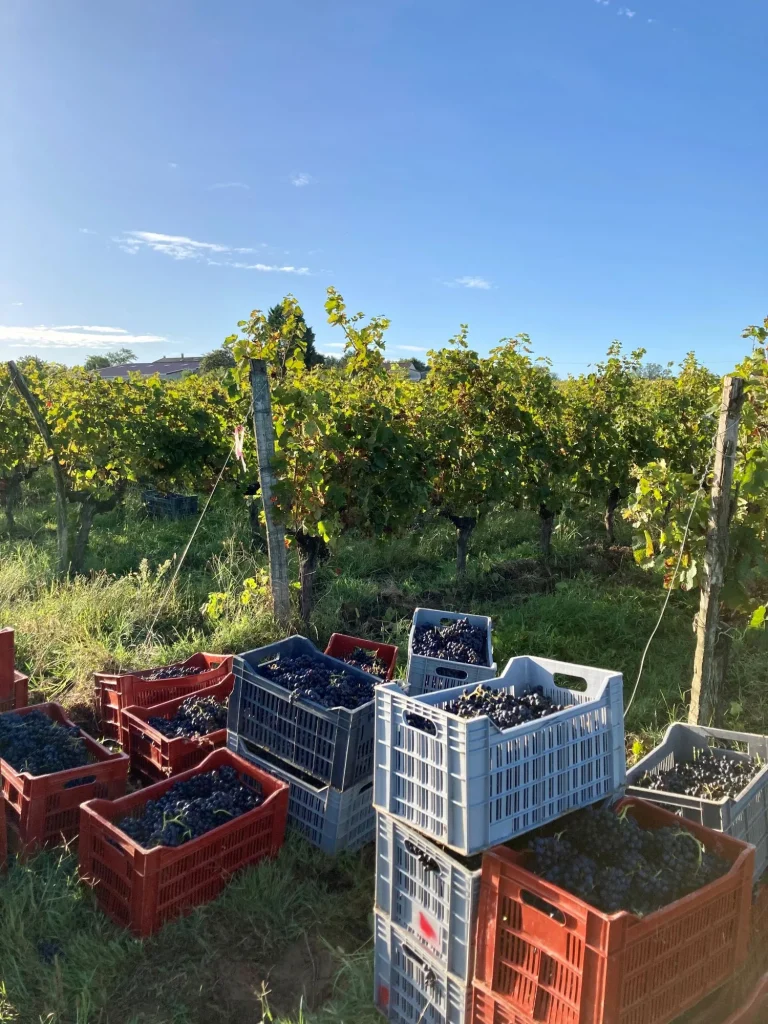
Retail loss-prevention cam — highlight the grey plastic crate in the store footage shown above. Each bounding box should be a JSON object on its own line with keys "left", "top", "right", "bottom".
{"left": 227, "top": 732, "right": 374, "bottom": 854}
{"left": 141, "top": 489, "right": 198, "bottom": 519}
{"left": 406, "top": 608, "right": 496, "bottom": 697}
{"left": 230, "top": 636, "right": 377, "bottom": 790}
{"left": 626, "top": 722, "right": 768, "bottom": 879}
{"left": 375, "top": 655, "right": 625, "bottom": 856}
{"left": 375, "top": 812, "right": 481, "bottom": 983}
{"left": 374, "top": 911, "right": 470, "bottom": 1024}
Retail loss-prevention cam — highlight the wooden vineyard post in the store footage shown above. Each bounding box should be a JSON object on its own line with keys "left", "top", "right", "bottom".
{"left": 7, "top": 360, "right": 70, "bottom": 576}
{"left": 689, "top": 376, "right": 745, "bottom": 725}
{"left": 249, "top": 359, "right": 291, "bottom": 626}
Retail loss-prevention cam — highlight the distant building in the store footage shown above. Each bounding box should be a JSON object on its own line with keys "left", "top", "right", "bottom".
{"left": 97, "top": 356, "right": 202, "bottom": 380}
{"left": 383, "top": 359, "right": 425, "bottom": 382}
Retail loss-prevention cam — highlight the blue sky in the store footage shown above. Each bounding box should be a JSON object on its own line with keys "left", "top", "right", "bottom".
{"left": 1, "top": 0, "right": 765, "bottom": 374}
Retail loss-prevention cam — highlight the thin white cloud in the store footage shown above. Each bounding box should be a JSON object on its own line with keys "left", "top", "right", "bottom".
{"left": 10, "top": 302, "right": 23, "bottom": 307}
{"left": 230, "top": 262, "right": 310, "bottom": 275}
{"left": 54, "top": 325, "right": 128, "bottom": 334}
{"left": 0, "top": 325, "right": 166, "bottom": 349}
{"left": 594, "top": 0, "right": 610, "bottom": 5}
{"left": 291, "top": 173, "right": 311, "bottom": 187}
{"left": 209, "top": 181, "right": 249, "bottom": 190}
{"left": 79, "top": 227, "right": 97, "bottom": 235}
{"left": 453, "top": 276, "right": 492, "bottom": 290}
{"left": 117, "top": 230, "right": 257, "bottom": 261}
{"left": 618, "top": 7, "right": 636, "bottom": 16}
{"left": 168, "top": 162, "right": 178, "bottom": 169}
{"left": 396, "top": 345, "right": 428, "bottom": 353}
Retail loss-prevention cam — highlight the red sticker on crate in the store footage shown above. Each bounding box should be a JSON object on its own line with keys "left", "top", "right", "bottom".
{"left": 417, "top": 910, "right": 439, "bottom": 946}
{"left": 377, "top": 984, "right": 389, "bottom": 1008}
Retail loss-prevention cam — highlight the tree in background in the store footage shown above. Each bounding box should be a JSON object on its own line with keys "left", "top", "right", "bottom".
{"left": 267, "top": 302, "right": 324, "bottom": 370}
{"left": 410, "top": 357, "right": 427, "bottom": 372}
{"left": 83, "top": 349, "right": 137, "bottom": 371}
{"left": 199, "top": 346, "right": 236, "bottom": 373}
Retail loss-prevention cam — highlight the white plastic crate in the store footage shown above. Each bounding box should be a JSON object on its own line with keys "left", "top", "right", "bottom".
{"left": 406, "top": 608, "right": 496, "bottom": 697}
{"left": 375, "top": 812, "right": 481, "bottom": 983}
{"left": 374, "top": 655, "right": 625, "bottom": 855}
{"left": 374, "top": 910, "right": 471, "bottom": 1024}
{"left": 626, "top": 722, "right": 768, "bottom": 880}
{"left": 227, "top": 733, "right": 374, "bottom": 854}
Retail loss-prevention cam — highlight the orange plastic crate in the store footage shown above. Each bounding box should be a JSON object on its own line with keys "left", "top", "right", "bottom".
{"left": 0, "top": 628, "right": 28, "bottom": 712}
{"left": 79, "top": 747, "right": 289, "bottom": 937}
{"left": 0, "top": 703, "right": 129, "bottom": 851}
{"left": 95, "top": 652, "right": 233, "bottom": 745}
{"left": 123, "top": 674, "right": 233, "bottom": 781}
{"left": 472, "top": 797, "right": 755, "bottom": 1024}
{"left": 324, "top": 633, "right": 399, "bottom": 680}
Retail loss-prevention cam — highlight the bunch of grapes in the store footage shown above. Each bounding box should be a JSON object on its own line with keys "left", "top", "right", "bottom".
{"left": 526, "top": 805, "right": 729, "bottom": 917}
{"left": 444, "top": 684, "right": 564, "bottom": 729}
{"left": 116, "top": 765, "right": 261, "bottom": 848}
{"left": 0, "top": 710, "right": 91, "bottom": 775}
{"left": 412, "top": 618, "right": 489, "bottom": 666}
{"left": 147, "top": 695, "right": 229, "bottom": 739}
{"left": 257, "top": 654, "right": 375, "bottom": 710}
{"left": 636, "top": 750, "right": 762, "bottom": 800}
{"left": 138, "top": 664, "right": 203, "bottom": 682}
{"left": 335, "top": 647, "right": 389, "bottom": 679}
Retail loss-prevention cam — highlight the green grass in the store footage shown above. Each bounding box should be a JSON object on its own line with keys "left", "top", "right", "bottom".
{"left": 2, "top": 483, "right": 768, "bottom": 1022}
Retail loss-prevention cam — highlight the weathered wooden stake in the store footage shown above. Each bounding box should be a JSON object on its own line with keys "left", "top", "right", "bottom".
{"left": 7, "top": 360, "right": 70, "bottom": 576}
{"left": 249, "top": 359, "right": 291, "bottom": 625}
{"left": 689, "top": 376, "right": 745, "bottom": 725}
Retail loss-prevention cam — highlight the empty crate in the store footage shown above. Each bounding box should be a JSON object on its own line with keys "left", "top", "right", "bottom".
{"left": 375, "top": 656, "right": 625, "bottom": 855}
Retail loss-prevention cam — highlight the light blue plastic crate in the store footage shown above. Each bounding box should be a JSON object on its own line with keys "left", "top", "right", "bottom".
{"left": 227, "top": 732, "right": 374, "bottom": 855}
{"left": 626, "top": 723, "right": 768, "bottom": 880}
{"left": 375, "top": 812, "right": 481, "bottom": 984}
{"left": 374, "top": 910, "right": 470, "bottom": 1024}
{"left": 375, "top": 655, "right": 625, "bottom": 856}
{"left": 406, "top": 609, "right": 496, "bottom": 697}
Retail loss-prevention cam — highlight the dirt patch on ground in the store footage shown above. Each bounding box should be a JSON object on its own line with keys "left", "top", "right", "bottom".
{"left": 220, "top": 933, "right": 338, "bottom": 1018}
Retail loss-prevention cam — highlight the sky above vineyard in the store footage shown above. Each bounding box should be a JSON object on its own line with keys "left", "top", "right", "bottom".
{"left": 1, "top": 0, "right": 766, "bottom": 374}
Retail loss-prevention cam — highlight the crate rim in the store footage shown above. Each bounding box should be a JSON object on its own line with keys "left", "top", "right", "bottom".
{"left": 0, "top": 701, "right": 128, "bottom": 781}
{"left": 380, "top": 654, "right": 623, "bottom": 734}
{"left": 95, "top": 651, "right": 231, "bottom": 684}
{"left": 626, "top": 721, "right": 768, "bottom": 810}
{"left": 324, "top": 632, "right": 399, "bottom": 681}
{"left": 80, "top": 747, "right": 288, "bottom": 858}
{"left": 122, "top": 674, "right": 233, "bottom": 746}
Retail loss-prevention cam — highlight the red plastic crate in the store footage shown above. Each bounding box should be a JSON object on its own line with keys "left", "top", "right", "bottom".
{"left": 95, "top": 652, "right": 233, "bottom": 745}
{"left": 0, "top": 702, "right": 129, "bottom": 851}
{"left": 0, "top": 795, "right": 6, "bottom": 872}
{"left": 473, "top": 797, "right": 755, "bottom": 1024}
{"left": 79, "top": 747, "right": 289, "bottom": 937}
{"left": 324, "top": 633, "right": 399, "bottom": 681}
{"left": 123, "top": 674, "right": 233, "bottom": 781}
{"left": 0, "top": 628, "right": 28, "bottom": 712}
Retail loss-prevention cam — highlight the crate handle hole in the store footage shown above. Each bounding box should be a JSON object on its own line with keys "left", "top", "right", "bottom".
{"left": 63, "top": 774, "right": 97, "bottom": 790}
{"left": 402, "top": 944, "right": 425, "bottom": 967}
{"left": 553, "top": 673, "right": 588, "bottom": 693}
{"left": 435, "top": 666, "right": 468, "bottom": 680}
{"left": 521, "top": 889, "right": 566, "bottom": 924}
{"left": 404, "top": 712, "right": 437, "bottom": 735}
{"left": 404, "top": 839, "right": 442, "bottom": 874}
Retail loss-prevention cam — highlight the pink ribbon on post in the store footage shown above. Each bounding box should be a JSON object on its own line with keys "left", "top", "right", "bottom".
{"left": 234, "top": 425, "right": 247, "bottom": 471}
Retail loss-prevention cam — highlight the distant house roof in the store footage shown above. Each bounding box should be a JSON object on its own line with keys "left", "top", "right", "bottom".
{"left": 383, "top": 359, "right": 424, "bottom": 382}
{"left": 97, "top": 357, "right": 202, "bottom": 380}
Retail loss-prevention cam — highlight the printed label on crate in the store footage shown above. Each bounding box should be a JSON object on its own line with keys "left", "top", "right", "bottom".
{"left": 412, "top": 908, "right": 440, "bottom": 950}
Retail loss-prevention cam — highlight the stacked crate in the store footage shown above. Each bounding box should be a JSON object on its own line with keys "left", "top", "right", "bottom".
{"left": 373, "top": 647, "right": 627, "bottom": 1024}
{"left": 226, "top": 635, "right": 395, "bottom": 854}
{"left": 0, "top": 628, "right": 28, "bottom": 713}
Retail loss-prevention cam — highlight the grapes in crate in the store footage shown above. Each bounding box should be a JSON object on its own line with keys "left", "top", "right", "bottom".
{"left": 337, "top": 647, "right": 388, "bottom": 679}
{"left": 258, "top": 654, "right": 375, "bottom": 710}
{"left": 116, "top": 765, "right": 262, "bottom": 848}
{"left": 636, "top": 750, "right": 762, "bottom": 800}
{"left": 444, "top": 684, "right": 564, "bottom": 729}
{"left": 135, "top": 665, "right": 203, "bottom": 681}
{"left": 412, "top": 617, "right": 489, "bottom": 666}
{"left": 147, "top": 695, "right": 229, "bottom": 739}
{"left": 0, "top": 710, "right": 91, "bottom": 775}
{"left": 526, "top": 805, "right": 729, "bottom": 917}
